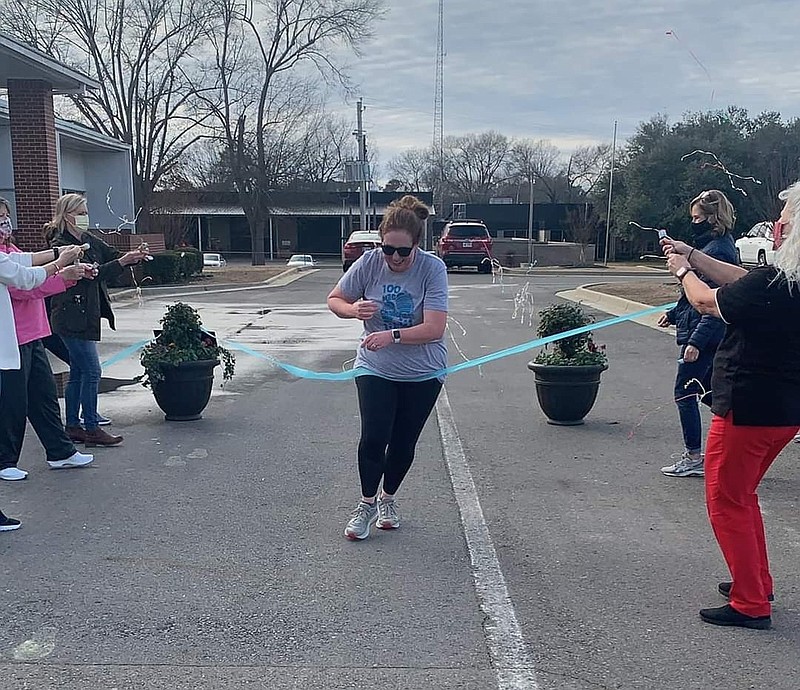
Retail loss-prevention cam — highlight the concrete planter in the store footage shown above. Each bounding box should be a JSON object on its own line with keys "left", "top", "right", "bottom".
{"left": 527, "top": 362, "right": 608, "bottom": 425}
{"left": 152, "top": 359, "right": 219, "bottom": 421}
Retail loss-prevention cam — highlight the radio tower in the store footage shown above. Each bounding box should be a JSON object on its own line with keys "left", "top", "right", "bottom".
{"left": 433, "top": 0, "right": 444, "bottom": 216}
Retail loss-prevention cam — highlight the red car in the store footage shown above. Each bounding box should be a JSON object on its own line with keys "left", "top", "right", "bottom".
{"left": 342, "top": 231, "right": 382, "bottom": 272}
{"left": 437, "top": 220, "right": 493, "bottom": 273}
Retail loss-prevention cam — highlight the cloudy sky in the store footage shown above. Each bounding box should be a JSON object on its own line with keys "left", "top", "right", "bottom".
{"left": 341, "top": 0, "right": 797, "bottom": 178}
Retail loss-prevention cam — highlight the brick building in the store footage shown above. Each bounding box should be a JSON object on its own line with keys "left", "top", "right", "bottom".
{"left": 0, "top": 33, "right": 134, "bottom": 250}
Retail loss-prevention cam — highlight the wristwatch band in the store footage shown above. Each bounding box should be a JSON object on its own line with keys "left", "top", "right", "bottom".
{"left": 53, "top": 246, "right": 60, "bottom": 260}
{"left": 392, "top": 329, "right": 401, "bottom": 344}
{"left": 677, "top": 266, "right": 695, "bottom": 282}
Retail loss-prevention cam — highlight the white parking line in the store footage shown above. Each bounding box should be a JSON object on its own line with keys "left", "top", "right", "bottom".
{"left": 435, "top": 388, "right": 539, "bottom": 690}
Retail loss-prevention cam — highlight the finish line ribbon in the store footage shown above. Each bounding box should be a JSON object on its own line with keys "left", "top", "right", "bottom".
{"left": 101, "top": 302, "right": 676, "bottom": 382}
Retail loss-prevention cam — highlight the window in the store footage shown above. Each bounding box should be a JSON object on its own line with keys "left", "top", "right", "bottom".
{"left": 446, "top": 224, "right": 489, "bottom": 239}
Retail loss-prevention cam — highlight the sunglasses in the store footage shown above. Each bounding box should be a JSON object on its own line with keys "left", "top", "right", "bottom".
{"left": 381, "top": 244, "right": 413, "bottom": 258}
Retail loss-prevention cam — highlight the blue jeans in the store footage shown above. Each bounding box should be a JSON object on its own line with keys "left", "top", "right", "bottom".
{"left": 674, "top": 345, "right": 716, "bottom": 454}
{"left": 63, "top": 337, "right": 102, "bottom": 431}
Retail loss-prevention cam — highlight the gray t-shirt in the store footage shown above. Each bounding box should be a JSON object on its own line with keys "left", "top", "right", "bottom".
{"left": 337, "top": 248, "right": 449, "bottom": 380}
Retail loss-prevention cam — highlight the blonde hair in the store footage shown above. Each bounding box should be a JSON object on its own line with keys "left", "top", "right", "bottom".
{"left": 43, "top": 193, "right": 87, "bottom": 243}
{"left": 379, "top": 195, "right": 430, "bottom": 245}
{"left": 689, "top": 189, "right": 736, "bottom": 234}
{"left": 774, "top": 181, "right": 800, "bottom": 290}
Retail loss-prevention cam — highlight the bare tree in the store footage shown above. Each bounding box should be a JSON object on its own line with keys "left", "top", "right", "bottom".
{"left": 441, "top": 131, "right": 510, "bottom": 202}
{"left": 565, "top": 144, "right": 611, "bottom": 200}
{"left": 162, "top": 140, "right": 233, "bottom": 190}
{"left": 5, "top": 0, "right": 215, "bottom": 230}
{"left": 388, "top": 148, "right": 434, "bottom": 192}
{"left": 295, "top": 112, "right": 356, "bottom": 184}
{"left": 566, "top": 205, "right": 600, "bottom": 265}
{"left": 201, "top": 0, "right": 384, "bottom": 264}
{"left": 506, "top": 138, "right": 564, "bottom": 202}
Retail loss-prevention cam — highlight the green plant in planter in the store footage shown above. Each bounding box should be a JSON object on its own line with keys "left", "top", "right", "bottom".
{"left": 140, "top": 302, "right": 236, "bottom": 387}
{"left": 533, "top": 303, "right": 607, "bottom": 366}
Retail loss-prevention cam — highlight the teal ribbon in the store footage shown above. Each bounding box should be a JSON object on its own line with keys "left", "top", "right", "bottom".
{"left": 100, "top": 339, "right": 152, "bottom": 369}
{"left": 100, "top": 302, "right": 675, "bottom": 381}
{"left": 223, "top": 302, "right": 676, "bottom": 381}
{"left": 100, "top": 302, "right": 676, "bottom": 381}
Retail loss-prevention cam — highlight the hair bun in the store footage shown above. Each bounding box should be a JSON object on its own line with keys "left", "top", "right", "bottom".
{"left": 397, "top": 194, "right": 430, "bottom": 221}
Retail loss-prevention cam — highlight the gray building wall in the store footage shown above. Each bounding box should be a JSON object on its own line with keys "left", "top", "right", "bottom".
{"left": 0, "top": 120, "right": 133, "bottom": 232}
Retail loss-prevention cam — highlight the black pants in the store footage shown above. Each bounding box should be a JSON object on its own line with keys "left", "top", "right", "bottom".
{"left": 42, "top": 333, "right": 71, "bottom": 365}
{"left": 355, "top": 375, "right": 443, "bottom": 497}
{"left": 42, "top": 296, "right": 70, "bottom": 365}
{"left": 0, "top": 340, "right": 76, "bottom": 468}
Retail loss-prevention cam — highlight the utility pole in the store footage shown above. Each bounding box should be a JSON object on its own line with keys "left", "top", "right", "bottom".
{"left": 527, "top": 175, "right": 535, "bottom": 264}
{"left": 603, "top": 120, "right": 618, "bottom": 267}
{"left": 433, "top": 0, "right": 444, "bottom": 216}
{"left": 355, "top": 99, "right": 368, "bottom": 233}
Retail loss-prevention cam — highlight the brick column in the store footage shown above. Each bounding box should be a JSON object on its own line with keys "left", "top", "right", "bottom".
{"left": 8, "top": 79, "right": 60, "bottom": 251}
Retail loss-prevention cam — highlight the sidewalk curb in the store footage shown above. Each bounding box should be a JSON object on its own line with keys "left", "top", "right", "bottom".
{"left": 110, "top": 267, "right": 304, "bottom": 303}
{"left": 501, "top": 265, "right": 668, "bottom": 275}
{"left": 557, "top": 284, "right": 675, "bottom": 333}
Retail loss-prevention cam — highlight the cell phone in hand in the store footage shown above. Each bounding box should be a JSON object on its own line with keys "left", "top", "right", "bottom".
{"left": 658, "top": 229, "right": 668, "bottom": 239}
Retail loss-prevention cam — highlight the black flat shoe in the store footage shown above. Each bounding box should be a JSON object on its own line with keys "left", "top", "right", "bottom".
{"left": 700, "top": 604, "right": 771, "bottom": 630}
{"left": 718, "top": 581, "right": 774, "bottom": 602}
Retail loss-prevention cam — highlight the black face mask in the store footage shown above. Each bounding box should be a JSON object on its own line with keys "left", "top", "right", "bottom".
{"left": 691, "top": 219, "right": 714, "bottom": 235}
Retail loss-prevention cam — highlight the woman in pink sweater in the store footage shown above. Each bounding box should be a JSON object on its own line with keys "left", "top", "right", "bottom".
{"left": 0, "top": 200, "right": 95, "bottom": 481}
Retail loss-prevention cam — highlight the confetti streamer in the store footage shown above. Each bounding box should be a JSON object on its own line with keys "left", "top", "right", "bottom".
{"left": 447, "top": 317, "right": 483, "bottom": 377}
{"left": 627, "top": 377, "right": 711, "bottom": 440}
{"left": 680, "top": 149, "right": 763, "bottom": 196}
{"left": 483, "top": 257, "right": 506, "bottom": 292}
{"left": 105, "top": 187, "right": 143, "bottom": 234}
{"left": 666, "top": 29, "right": 715, "bottom": 105}
{"left": 628, "top": 221, "right": 658, "bottom": 232}
{"left": 512, "top": 281, "right": 535, "bottom": 327}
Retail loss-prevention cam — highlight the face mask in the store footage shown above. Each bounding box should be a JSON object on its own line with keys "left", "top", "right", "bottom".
{"left": 691, "top": 219, "right": 714, "bottom": 235}
{"left": 0, "top": 218, "right": 12, "bottom": 241}
{"left": 74, "top": 214, "right": 90, "bottom": 232}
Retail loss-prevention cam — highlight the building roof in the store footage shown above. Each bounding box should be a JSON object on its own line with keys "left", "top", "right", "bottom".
{"left": 0, "top": 32, "right": 99, "bottom": 94}
{"left": 155, "top": 203, "right": 437, "bottom": 218}
{"left": 0, "top": 100, "right": 131, "bottom": 152}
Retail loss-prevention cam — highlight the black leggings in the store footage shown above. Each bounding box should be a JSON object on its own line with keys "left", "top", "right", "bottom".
{"left": 355, "top": 375, "right": 443, "bottom": 497}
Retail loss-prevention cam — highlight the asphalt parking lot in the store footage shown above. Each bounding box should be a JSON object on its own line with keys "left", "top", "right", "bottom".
{"left": 2, "top": 267, "right": 798, "bottom": 689}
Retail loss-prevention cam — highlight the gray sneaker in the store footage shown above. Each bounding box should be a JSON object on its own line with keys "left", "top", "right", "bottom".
{"left": 344, "top": 501, "right": 378, "bottom": 541}
{"left": 661, "top": 451, "right": 704, "bottom": 477}
{"left": 376, "top": 498, "right": 400, "bottom": 530}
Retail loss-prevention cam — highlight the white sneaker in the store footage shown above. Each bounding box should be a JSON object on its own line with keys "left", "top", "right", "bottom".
{"left": 0, "top": 467, "right": 28, "bottom": 481}
{"left": 661, "top": 451, "right": 704, "bottom": 477}
{"left": 48, "top": 451, "right": 94, "bottom": 470}
{"left": 376, "top": 497, "right": 401, "bottom": 530}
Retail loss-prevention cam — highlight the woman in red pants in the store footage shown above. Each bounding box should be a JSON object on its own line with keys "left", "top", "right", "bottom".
{"left": 661, "top": 184, "right": 800, "bottom": 629}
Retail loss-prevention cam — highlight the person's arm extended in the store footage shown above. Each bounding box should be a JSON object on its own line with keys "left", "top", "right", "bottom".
{"left": 661, "top": 237, "right": 746, "bottom": 286}
{"left": 688, "top": 249, "right": 747, "bottom": 286}
{"left": 28, "top": 245, "right": 85, "bottom": 266}
{"left": 394, "top": 310, "right": 447, "bottom": 344}
{"left": 8, "top": 274, "right": 74, "bottom": 301}
{"left": 667, "top": 253, "right": 721, "bottom": 317}
{"left": 0, "top": 252, "right": 47, "bottom": 290}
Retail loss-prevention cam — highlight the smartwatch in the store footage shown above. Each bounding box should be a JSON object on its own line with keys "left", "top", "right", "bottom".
{"left": 53, "top": 246, "right": 60, "bottom": 260}
{"left": 391, "top": 329, "right": 401, "bottom": 344}
{"left": 676, "top": 266, "right": 695, "bottom": 282}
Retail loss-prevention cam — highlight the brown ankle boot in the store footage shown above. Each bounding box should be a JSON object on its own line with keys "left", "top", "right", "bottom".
{"left": 66, "top": 426, "right": 87, "bottom": 444}
{"left": 84, "top": 428, "right": 123, "bottom": 447}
